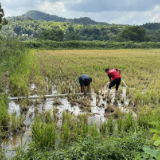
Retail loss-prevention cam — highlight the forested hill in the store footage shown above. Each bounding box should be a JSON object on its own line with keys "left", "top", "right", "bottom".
{"left": 141, "top": 23, "right": 160, "bottom": 31}
{"left": 2, "top": 10, "right": 160, "bottom": 42}
{"left": 21, "top": 10, "right": 109, "bottom": 25}
{"left": 1, "top": 16, "right": 123, "bottom": 41}
{"left": 21, "top": 10, "right": 66, "bottom": 22}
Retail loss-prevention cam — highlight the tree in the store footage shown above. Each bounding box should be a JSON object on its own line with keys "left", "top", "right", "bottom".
{"left": 64, "top": 31, "right": 80, "bottom": 41}
{"left": 0, "top": 3, "right": 8, "bottom": 29}
{"left": 114, "top": 26, "right": 149, "bottom": 42}
{"left": 36, "top": 29, "right": 64, "bottom": 41}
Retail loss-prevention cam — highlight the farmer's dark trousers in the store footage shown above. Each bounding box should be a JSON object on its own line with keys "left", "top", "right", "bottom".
{"left": 109, "top": 78, "right": 121, "bottom": 90}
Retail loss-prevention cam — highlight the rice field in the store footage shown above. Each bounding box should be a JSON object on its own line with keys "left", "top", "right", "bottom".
{"left": 9, "top": 49, "right": 160, "bottom": 106}
{"left": 2, "top": 49, "right": 160, "bottom": 158}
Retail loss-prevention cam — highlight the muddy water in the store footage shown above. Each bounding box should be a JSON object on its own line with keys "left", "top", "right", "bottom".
{"left": 1, "top": 84, "right": 136, "bottom": 159}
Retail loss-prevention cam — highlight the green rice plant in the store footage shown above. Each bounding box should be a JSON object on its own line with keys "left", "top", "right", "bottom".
{"left": 77, "top": 114, "right": 88, "bottom": 125}
{"left": 150, "top": 90, "right": 159, "bottom": 105}
{"left": 107, "top": 117, "right": 115, "bottom": 135}
{"left": 9, "top": 50, "right": 34, "bottom": 97}
{"left": 43, "top": 110, "right": 53, "bottom": 123}
{"left": 48, "top": 82, "right": 52, "bottom": 93}
{"left": 126, "top": 87, "right": 129, "bottom": 95}
{"left": 117, "top": 115, "right": 123, "bottom": 132}
{"left": 61, "top": 122, "right": 72, "bottom": 145}
{"left": 56, "top": 83, "right": 64, "bottom": 94}
{"left": 61, "top": 111, "right": 80, "bottom": 144}
{"left": 1, "top": 92, "right": 9, "bottom": 106}
{"left": 52, "top": 107, "right": 58, "bottom": 122}
{"left": 76, "top": 114, "right": 89, "bottom": 137}
{"left": 32, "top": 115, "right": 56, "bottom": 149}
{"left": 0, "top": 98, "right": 9, "bottom": 128}
{"left": 62, "top": 111, "right": 72, "bottom": 124}
{"left": 0, "top": 148, "right": 6, "bottom": 160}
{"left": 100, "top": 121, "right": 107, "bottom": 136}
{"left": 88, "top": 123, "right": 99, "bottom": 137}
{"left": 137, "top": 106, "right": 154, "bottom": 128}
{"left": 14, "top": 136, "right": 28, "bottom": 160}
{"left": 153, "top": 107, "right": 160, "bottom": 122}
{"left": 123, "top": 112, "right": 136, "bottom": 131}
{"left": 11, "top": 114, "right": 24, "bottom": 132}
{"left": 133, "top": 91, "right": 143, "bottom": 106}
{"left": 141, "top": 92, "right": 150, "bottom": 105}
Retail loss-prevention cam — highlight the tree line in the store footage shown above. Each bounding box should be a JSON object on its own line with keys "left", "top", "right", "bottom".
{"left": 1, "top": 15, "right": 160, "bottom": 42}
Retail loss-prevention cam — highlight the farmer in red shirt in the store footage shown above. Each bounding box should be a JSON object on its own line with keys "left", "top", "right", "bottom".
{"left": 105, "top": 68, "right": 121, "bottom": 97}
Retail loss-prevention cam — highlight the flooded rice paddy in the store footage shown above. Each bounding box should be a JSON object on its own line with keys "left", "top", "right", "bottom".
{"left": 1, "top": 82, "right": 136, "bottom": 158}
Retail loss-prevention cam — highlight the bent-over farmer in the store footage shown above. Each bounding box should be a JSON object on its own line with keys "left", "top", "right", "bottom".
{"left": 105, "top": 68, "right": 121, "bottom": 97}
{"left": 79, "top": 74, "right": 92, "bottom": 95}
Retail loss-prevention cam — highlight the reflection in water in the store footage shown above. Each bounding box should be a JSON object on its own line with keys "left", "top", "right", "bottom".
{"left": 8, "top": 101, "right": 20, "bottom": 117}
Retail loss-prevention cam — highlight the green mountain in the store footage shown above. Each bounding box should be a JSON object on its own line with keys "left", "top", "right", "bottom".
{"left": 21, "top": 10, "right": 66, "bottom": 22}
{"left": 21, "top": 10, "right": 109, "bottom": 25}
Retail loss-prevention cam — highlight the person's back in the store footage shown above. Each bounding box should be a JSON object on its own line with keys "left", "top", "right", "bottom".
{"left": 79, "top": 74, "right": 92, "bottom": 94}
{"left": 79, "top": 74, "right": 90, "bottom": 82}
{"left": 108, "top": 69, "right": 121, "bottom": 80}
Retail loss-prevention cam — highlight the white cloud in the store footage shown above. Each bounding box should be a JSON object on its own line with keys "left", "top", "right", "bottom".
{"left": 1, "top": 0, "right": 160, "bottom": 24}
{"left": 39, "top": 1, "right": 66, "bottom": 13}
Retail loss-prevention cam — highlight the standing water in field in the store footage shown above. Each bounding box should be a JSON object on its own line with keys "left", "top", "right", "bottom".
{"left": 1, "top": 83, "right": 136, "bottom": 158}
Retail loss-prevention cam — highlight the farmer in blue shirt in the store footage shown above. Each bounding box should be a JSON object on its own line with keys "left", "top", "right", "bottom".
{"left": 79, "top": 74, "right": 92, "bottom": 95}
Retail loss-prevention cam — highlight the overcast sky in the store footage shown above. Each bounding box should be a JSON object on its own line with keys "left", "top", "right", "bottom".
{"left": 1, "top": 0, "right": 160, "bottom": 25}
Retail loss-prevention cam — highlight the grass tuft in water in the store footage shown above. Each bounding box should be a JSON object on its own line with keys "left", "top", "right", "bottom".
{"left": 100, "top": 121, "right": 107, "bottom": 136}
{"left": 123, "top": 112, "right": 136, "bottom": 131}
{"left": 32, "top": 115, "right": 56, "bottom": 149}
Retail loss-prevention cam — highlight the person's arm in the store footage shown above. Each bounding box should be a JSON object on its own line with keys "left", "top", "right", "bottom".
{"left": 79, "top": 77, "right": 85, "bottom": 94}
{"left": 87, "top": 83, "right": 90, "bottom": 93}
{"left": 81, "top": 85, "right": 85, "bottom": 94}
{"left": 108, "top": 74, "right": 112, "bottom": 82}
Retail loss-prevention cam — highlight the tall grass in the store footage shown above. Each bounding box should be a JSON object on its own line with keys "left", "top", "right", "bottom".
{"left": 9, "top": 50, "right": 34, "bottom": 97}
{"left": 0, "top": 39, "right": 26, "bottom": 90}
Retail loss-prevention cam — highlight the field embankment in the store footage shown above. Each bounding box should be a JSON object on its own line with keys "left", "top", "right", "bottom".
{"left": 0, "top": 39, "right": 27, "bottom": 159}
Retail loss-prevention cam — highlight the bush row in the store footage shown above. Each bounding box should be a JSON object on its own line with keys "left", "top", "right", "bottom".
{"left": 24, "top": 40, "right": 160, "bottom": 49}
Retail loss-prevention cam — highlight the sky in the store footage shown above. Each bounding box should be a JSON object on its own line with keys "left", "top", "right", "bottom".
{"left": 1, "top": 0, "right": 160, "bottom": 25}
